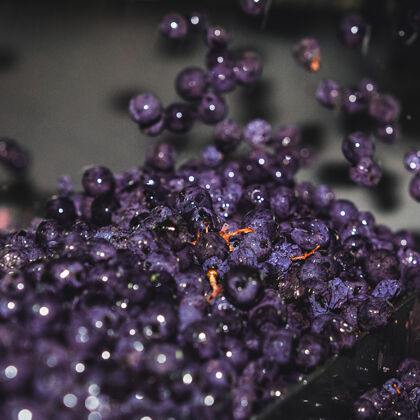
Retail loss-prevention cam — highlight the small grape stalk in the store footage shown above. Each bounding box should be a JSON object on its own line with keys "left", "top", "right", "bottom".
{"left": 289, "top": 244, "right": 321, "bottom": 261}
{"left": 190, "top": 222, "right": 255, "bottom": 300}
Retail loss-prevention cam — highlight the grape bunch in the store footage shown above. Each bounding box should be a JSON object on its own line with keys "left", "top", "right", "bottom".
{"left": 0, "top": 115, "right": 419, "bottom": 419}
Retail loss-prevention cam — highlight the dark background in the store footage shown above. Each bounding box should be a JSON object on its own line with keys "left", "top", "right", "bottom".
{"left": 0, "top": 0, "right": 419, "bottom": 231}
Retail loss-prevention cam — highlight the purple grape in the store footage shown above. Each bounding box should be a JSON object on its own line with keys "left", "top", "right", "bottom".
{"left": 292, "top": 37, "right": 321, "bottom": 72}
{"left": 404, "top": 150, "right": 420, "bottom": 173}
{"left": 243, "top": 119, "right": 271, "bottom": 147}
{"left": 409, "top": 174, "right": 420, "bottom": 201}
{"left": 349, "top": 157, "right": 382, "bottom": 187}
{"left": 368, "top": 93, "right": 400, "bottom": 123}
{"left": 329, "top": 199, "right": 358, "bottom": 227}
{"left": 197, "top": 93, "right": 228, "bottom": 124}
{"left": 339, "top": 14, "right": 367, "bottom": 47}
{"left": 222, "top": 265, "right": 263, "bottom": 310}
{"left": 213, "top": 119, "right": 242, "bottom": 153}
{"left": 45, "top": 196, "right": 76, "bottom": 226}
{"left": 206, "top": 47, "right": 234, "bottom": 70}
{"left": 375, "top": 122, "right": 399, "bottom": 143}
{"left": 175, "top": 67, "right": 208, "bottom": 101}
{"left": 341, "top": 88, "right": 367, "bottom": 114}
{"left": 358, "top": 78, "right": 377, "bottom": 98}
{"left": 164, "top": 103, "right": 195, "bottom": 134}
{"left": 233, "top": 51, "right": 262, "bottom": 85}
{"left": 295, "top": 334, "right": 326, "bottom": 368}
{"left": 188, "top": 11, "right": 208, "bottom": 31}
{"left": 129, "top": 93, "right": 162, "bottom": 125}
{"left": 208, "top": 63, "right": 237, "bottom": 93}
{"left": 316, "top": 79, "right": 341, "bottom": 108}
{"left": 354, "top": 398, "right": 377, "bottom": 419}
{"left": 82, "top": 166, "right": 115, "bottom": 197}
{"left": 206, "top": 26, "right": 229, "bottom": 48}
{"left": 240, "top": 0, "right": 267, "bottom": 16}
{"left": 159, "top": 13, "right": 188, "bottom": 40}
{"left": 146, "top": 142, "right": 176, "bottom": 171}
{"left": 262, "top": 329, "right": 293, "bottom": 364}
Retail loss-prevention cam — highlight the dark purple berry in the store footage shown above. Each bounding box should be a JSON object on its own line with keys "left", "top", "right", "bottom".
{"left": 45, "top": 196, "right": 76, "bottom": 225}
{"left": 240, "top": 0, "right": 267, "bottom": 16}
{"left": 222, "top": 265, "right": 263, "bottom": 310}
{"left": 188, "top": 11, "right": 208, "bottom": 31}
{"left": 159, "top": 13, "right": 188, "bottom": 40}
{"left": 146, "top": 143, "right": 176, "bottom": 171}
{"left": 375, "top": 123, "right": 399, "bottom": 143}
{"left": 342, "top": 131, "right": 374, "bottom": 164}
{"left": 404, "top": 150, "right": 420, "bottom": 173}
{"left": 339, "top": 14, "right": 367, "bottom": 47}
{"left": 409, "top": 174, "right": 420, "bottom": 202}
{"left": 243, "top": 119, "right": 271, "bottom": 147}
{"left": 175, "top": 67, "right": 207, "bottom": 101}
{"left": 349, "top": 157, "right": 382, "bottom": 187}
{"left": 91, "top": 197, "right": 115, "bottom": 226}
{"left": 82, "top": 166, "right": 115, "bottom": 197}
{"left": 316, "top": 79, "right": 341, "bottom": 108}
{"left": 354, "top": 398, "right": 377, "bottom": 419}
{"left": 206, "top": 26, "right": 229, "bottom": 48}
{"left": 292, "top": 38, "right": 321, "bottom": 71}
{"left": 164, "top": 103, "right": 195, "bottom": 134}
{"left": 214, "top": 119, "right": 242, "bottom": 152}
{"left": 202, "top": 145, "right": 223, "bottom": 167}
{"left": 364, "top": 249, "right": 399, "bottom": 285}
{"left": 129, "top": 93, "right": 162, "bottom": 125}
{"left": 295, "top": 334, "right": 326, "bottom": 368}
{"left": 359, "top": 78, "right": 377, "bottom": 98}
{"left": 342, "top": 88, "right": 366, "bottom": 114}
{"left": 233, "top": 51, "right": 262, "bottom": 85}
{"left": 369, "top": 93, "right": 400, "bottom": 123}
{"left": 197, "top": 93, "right": 228, "bottom": 124}
{"left": 208, "top": 63, "right": 236, "bottom": 93}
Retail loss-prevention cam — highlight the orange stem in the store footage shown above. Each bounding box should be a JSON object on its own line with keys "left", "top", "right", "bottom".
{"left": 393, "top": 383, "right": 401, "bottom": 395}
{"left": 309, "top": 55, "right": 320, "bottom": 72}
{"left": 290, "top": 245, "right": 320, "bottom": 261}
{"left": 219, "top": 226, "right": 255, "bottom": 251}
{"left": 206, "top": 270, "right": 223, "bottom": 302}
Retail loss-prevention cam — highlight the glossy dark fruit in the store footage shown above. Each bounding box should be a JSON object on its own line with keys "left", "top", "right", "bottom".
{"left": 82, "top": 166, "right": 115, "bottom": 197}
{"left": 222, "top": 265, "right": 263, "bottom": 310}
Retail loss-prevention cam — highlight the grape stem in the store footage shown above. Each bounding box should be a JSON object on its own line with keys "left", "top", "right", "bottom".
{"left": 206, "top": 269, "right": 223, "bottom": 302}
{"left": 290, "top": 245, "right": 321, "bottom": 261}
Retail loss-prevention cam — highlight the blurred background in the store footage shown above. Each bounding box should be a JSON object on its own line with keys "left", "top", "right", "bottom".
{"left": 0, "top": 0, "right": 419, "bottom": 232}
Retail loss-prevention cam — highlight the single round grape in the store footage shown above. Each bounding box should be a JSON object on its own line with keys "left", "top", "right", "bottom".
{"left": 45, "top": 196, "right": 76, "bottom": 225}
{"left": 82, "top": 166, "right": 115, "bottom": 197}
{"left": 164, "top": 103, "right": 195, "bottom": 133}
{"left": 316, "top": 79, "right": 341, "bottom": 108}
{"left": 175, "top": 67, "right": 207, "bottom": 101}
{"left": 409, "top": 174, "right": 420, "bottom": 202}
{"left": 339, "top": 14, "right": 367, "bottom": 47}
{"left": 129, "top": 93, "right": 162, "bottom": 125}
{"left": 222, "top": 265, "right": 263, "bottom": 310}
{"left": 404, "top": 150, "right": 420, "bottom": 173}
{"left": 197, "top": 93, "right": 228, "bottom": 124}
{"left": 159, "top": 13, "right": 188, "bottom": 39}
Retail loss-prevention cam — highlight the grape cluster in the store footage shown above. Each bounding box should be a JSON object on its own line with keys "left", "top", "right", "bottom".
{"left": 0, "top": 111, "right": 419, "bottom": 419}
{"left": 317, "top": 77, "right": 400, "bottom": 144}
{"left": 315, "top": 77, "right": 402, "bottom": 187}
{"left": 354, "top": 358, "right": 420, "bottom": 419}
{"left": 129, "top": 12, "right": 262, "bottom": 137}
